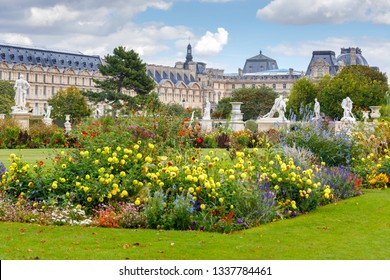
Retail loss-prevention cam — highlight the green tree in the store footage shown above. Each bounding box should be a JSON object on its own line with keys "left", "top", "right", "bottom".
{"left": 214, "top": 86, "right": 278, "bottom": 121}
{"left": 90, "top": 46, "right": 155, "bottom": 113}
{"left": 0, "top": 80, "right": 15, "bottom": 114}
{"left": 48, "top": 86, "right": 91, "bottom": 122}
{"left": 318, "top": 65, "right": 388, "bottom": 119}
{"left": 286, "top": 77, "right": 318, "bottom": 120}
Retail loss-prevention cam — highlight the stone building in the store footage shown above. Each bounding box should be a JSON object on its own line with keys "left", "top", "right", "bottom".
{"left": 0, "top": 42, "right": 302, "bottom": 115}
{"left": 0, "top": 43, "right": 104, "bottom": 116}
{"left": 306, "top": 47, "right": 373, "bottom": 79}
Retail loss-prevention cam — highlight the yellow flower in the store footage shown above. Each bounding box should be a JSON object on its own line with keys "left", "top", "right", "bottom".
{"left": 219, "top": 198, "right": 224, "bottom": 204}
{"left": 135, "top": 198, "right": 141, "bottom": 206}
{"left": 229, "top": 175, "right": 235, "bottom": 181}
{"left": 87, "top": 196, "right": 92, "bottom": 202}
{"left": 274, "top": 185, "right": 279, "bottom": 190}
{"left": 120, "top": 171, "right": 126, "bottom": 177}
{"left": 85, "top": 174, "right": 90, "bottom": 180}
{"left": 52, "top": 181, "right": 58, "bottom": 189}
{"left": 60, "top": 177, "right": 66, "bottom": 183}
{"left": 121, "top": 190, "right": 128, "bottom": 197}
{"left": 188, "top": 187, "right": 194, "bottom": 193}
{"left": 61, "top": 164, "right": 66, "bottom": 169}
{"left": 28, "top": 182, "right": 33, "bottom": 188}
{"left": 136, "top": 153, "right": 142, "bottom": 159}
{"left": 200, "top": 204, "right": 206, "bottom": 210}
{"left": 133, "top": 144, "right": 140, "bottom": 150}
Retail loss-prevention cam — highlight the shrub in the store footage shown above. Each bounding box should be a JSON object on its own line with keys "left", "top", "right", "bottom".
{"left": 280, "top": 121, "right": 354, "bottom": 166}
{"left": 245, "top": 120, "right": 258, "bottom": 133}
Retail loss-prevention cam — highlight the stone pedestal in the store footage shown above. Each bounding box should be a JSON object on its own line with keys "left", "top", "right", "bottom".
{"left": 201, "top": 119, "right": 213, "bottom": 132}
{"left": 42, "top": 118, "right": 53, "bottom": 126}
{"left": 229, "top": 102, "right": 245, "bottom": 132}
{"left": 335, "top": 120, "right": 356, "bottom": 134}
{"left": 256, "top": 118, "right": 290, "bottom": 132}
{"left": 11, "top": 110, "right": 31, "bottom": 131}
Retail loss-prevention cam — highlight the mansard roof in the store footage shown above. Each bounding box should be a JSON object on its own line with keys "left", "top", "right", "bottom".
{"left": 243, "top": 51, "right": 278, "bottom": 74}
{"left": 0, "top": 43, "right": 102, "bottom": 71}
{"left": 305, "top": 50, "right": 339, "bottom": 76}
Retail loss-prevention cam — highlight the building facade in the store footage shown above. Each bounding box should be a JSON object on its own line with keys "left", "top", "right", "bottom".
{"left": 0, "top": 43, "right": 104, "bottom": 116}
{"left": 0, "top": 43, "right": 305, "bottom": 115}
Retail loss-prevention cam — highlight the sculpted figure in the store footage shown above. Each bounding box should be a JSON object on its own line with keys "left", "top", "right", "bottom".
{"left": 13, "top": 75, "right": 30, "bottom": 111}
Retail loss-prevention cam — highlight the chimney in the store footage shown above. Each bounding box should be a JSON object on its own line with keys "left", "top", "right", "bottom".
{"left": 350, "top": 47, "right": 357, "bottom": 65}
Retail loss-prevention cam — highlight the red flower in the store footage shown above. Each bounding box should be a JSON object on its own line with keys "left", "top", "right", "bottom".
{"left": 82, "top": 131, "right": 88, "bottom": 136}
{"left": 54, "top": 139, "right": 59, "bottom": 143}
{"left": 197, "top": 137, "right": 203, "bottom": 143}
{"left": 38, "top": 161, "right": 44, "bottom": 166}
{"left": 186, "top": 107, "right": 191, "bottom": 112}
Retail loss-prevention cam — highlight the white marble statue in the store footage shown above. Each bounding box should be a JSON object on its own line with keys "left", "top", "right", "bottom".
{"left": 13, "top": 75, "right": 30, "bottom": 111}
{"left": 341, "top": 96, "right": 355, "bottom": 121}
{"left": 203, "top": 98, "right": 211, "bottom": 120}
{"left": 262, "top": 94, "right": 288, "bottom": 119}
{"left": 314, "top": 98, "right": 321, "bottom": 119}
{"left": 44, "top": 105, "right": 52, "bottom": 119}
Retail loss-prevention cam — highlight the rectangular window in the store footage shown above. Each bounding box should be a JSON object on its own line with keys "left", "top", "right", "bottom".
{"left": 34, "top": 103, "right": 39, "bottom": 116}
{"left": 26, "top": 73, "right": 29, "bottom": 81}
{"left": 43, "top": 75, "right": 46, "bottom": 83}
{"left": 35, "top": 85, "right": 38, "bottom": 96}
{"left": 8, "top": 72, "right": 11, "bottom": 80}
{"left": 52, "top": 75, "right": 54, "bottom": 83}
{"left": 67, "top": 76, "right": 70, "bottom": 84}
{"left": 272, "top": 84, "right": 276, "bottom": 89}
{"left": 283, "top": 83, "right": 287, "bottom": 89}
{"left": 35, "top": 74, "right": 38, "bottom": 82}
{"left": 52, "top": 86, "right": 55, "bottom": 96}
{"left": 0, "top": 71, "right": 2, "bottom": 79}
{"left": 43, "top": 86, "right": 47, "bottom": 96}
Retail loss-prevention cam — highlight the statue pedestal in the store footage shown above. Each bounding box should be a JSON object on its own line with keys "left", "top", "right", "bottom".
{"left": 42, "top": 118, "right": 53, "bottom": 126}
{"left": 11, "top": 110, "right": 31, "bottom": 131}
{"left": 201, "top": 119, "right": 213, "bottom": 132}
{"left": 229, "top": 102, "right": 245, "bottom": 132}
{"left": 256, "top": 118, "right": 290, "bottom": 132}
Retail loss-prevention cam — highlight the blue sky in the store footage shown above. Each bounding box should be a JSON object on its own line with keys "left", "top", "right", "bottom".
{"left": 1, "top": 0, "right": 390, "bottom": 76}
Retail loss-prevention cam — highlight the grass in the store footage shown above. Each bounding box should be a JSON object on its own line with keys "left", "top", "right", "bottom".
{"left": 0, "top": 148, "right": 68, "bottom": 167}
{"left": 0, "top": 188, "right": 389, "bottom": 260}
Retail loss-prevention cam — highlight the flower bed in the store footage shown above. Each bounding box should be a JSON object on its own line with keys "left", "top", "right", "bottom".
{"left": 0, "top": 115, "right": 389, "bottom": 233}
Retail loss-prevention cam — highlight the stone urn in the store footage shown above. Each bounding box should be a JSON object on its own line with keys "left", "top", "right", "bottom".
{"left": 369, "top": 106, "right": 381, "bottom": 119}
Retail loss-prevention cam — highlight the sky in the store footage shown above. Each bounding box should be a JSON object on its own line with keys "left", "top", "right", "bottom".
{"left": 1, "top": 0, "right": 390, "bottom": 76}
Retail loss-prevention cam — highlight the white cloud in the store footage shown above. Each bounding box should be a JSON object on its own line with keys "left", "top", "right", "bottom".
{"left": 257, "top": 0, "right": 390, "bottom": 25}
{"left": 2, "top": 33, "right": 33, "bottom": 46}
{"left": 268, "top": 37, "right": 390, "bottom": 76}
{"left": 194, "top": 27, "right": 228, "bottom": 56}
{"left": 28, "top": 5, "right": 80, "bottom": 26}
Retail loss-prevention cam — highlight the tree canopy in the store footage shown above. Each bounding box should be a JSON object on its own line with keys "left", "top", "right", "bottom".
{"left": 317, "top": 65, "right": 388, "bottom": 119}
{"left": 48, "top": 86, "right": 91, "bottom": 122}
{"left": 286, "top": 77, "right": 319, "bottom": 119}
{"left": 95, "top": 46, "right": 155, "bottom": 95}
{"left": 0, "top": 80, "right": 15, "bottom": 114}
{"left": 213, "top": 86, "right": 278, "bottom": 121}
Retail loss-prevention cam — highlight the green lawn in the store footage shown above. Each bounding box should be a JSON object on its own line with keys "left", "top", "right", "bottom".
{"left": 1, "top": 188, "right": 389, "bottom": 260}
{"left": 0, "top": 148, "right": 66, "bottom": 167}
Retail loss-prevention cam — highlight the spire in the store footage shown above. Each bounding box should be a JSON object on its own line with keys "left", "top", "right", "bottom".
{"left": 186, "top": 43, "right": 193, "bottom": 63}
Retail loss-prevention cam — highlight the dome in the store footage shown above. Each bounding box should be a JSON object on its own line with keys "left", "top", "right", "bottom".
{"left": 336, "top": 47, "right": 368, "bottom": 66}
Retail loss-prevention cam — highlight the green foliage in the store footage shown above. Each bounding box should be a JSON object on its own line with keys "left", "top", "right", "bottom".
{"left": 245, "top": 120, "right": 258, "bottom": 133}
{"left": 96, "top": 46, "right": 154, "bottom": 95}
{"left": 214, "top": 87, "right": 278, "bottom": 121}
{"left": 48, "top": 86, "right": 91, "bottom": 122}
{"left": 286, "top": 77, "right": 318, "bottom": 119}
{"left": 318, "top": 65, "right": 388, "bottom": 119}
{"left": 0, "top": 80, "right": 15, "bottom": 114}
{"left": 280, "top": 121, "right": 354, "bottom": 166}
